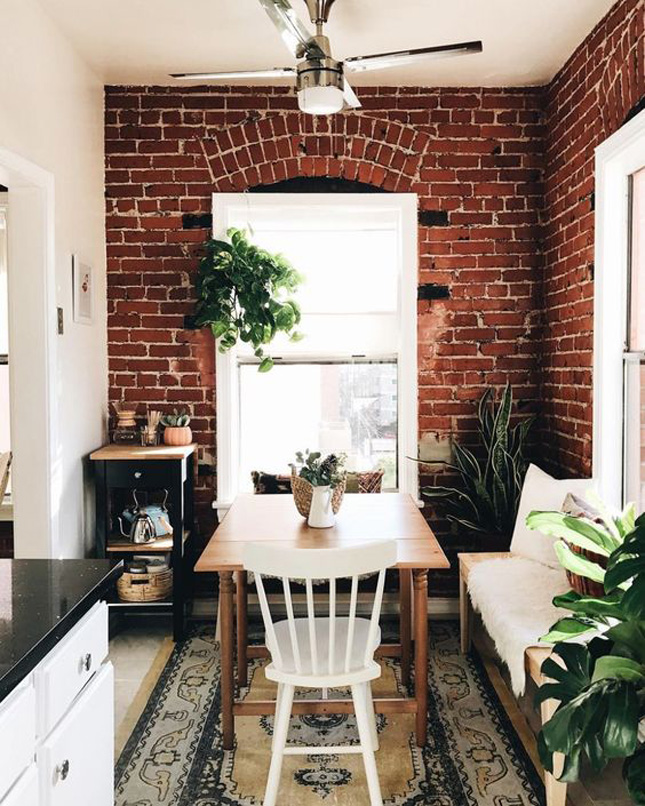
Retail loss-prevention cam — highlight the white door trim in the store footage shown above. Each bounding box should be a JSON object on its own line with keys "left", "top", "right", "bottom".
{"left": 593, "top": 108, "right": 645, "bottom": 507}
{"left": 0, "top": 147, "right": 58, "bottom": 557}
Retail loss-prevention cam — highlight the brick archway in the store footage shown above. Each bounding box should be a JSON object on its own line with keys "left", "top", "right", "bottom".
{"left": 193, "top": 114, "right": 430, "bottom": 195}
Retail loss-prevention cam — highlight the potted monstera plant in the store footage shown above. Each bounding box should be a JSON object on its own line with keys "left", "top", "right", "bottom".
{"left": 194, "top": 228, "right": 303, "bottom": 372}
{"left": 527, "top": 499, "right": 645, "bottom": 803}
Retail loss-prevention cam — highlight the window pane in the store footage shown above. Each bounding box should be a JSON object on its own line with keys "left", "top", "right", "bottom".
{"left": 239, "top": 362, "right": 398, "bottom": 491}
{"left": 629, "top": 167, "right": 645, "bottom": 351}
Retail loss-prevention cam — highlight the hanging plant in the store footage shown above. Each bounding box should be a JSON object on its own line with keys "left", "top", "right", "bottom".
{"left": 194, "top": 227, "right": 303, "bottom": 372}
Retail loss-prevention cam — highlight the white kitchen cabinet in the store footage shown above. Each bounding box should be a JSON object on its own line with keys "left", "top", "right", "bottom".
{"left": 0, "top": 600, "right": 114, "bottom": 806}
{"left": 1, "top": 765, "right": 40, "bottom": 806}
{"left": 39, "top": 663, "right": 114, "bottom": 806}
{"left": 0, "top": 679, "right": 36, "bottom": 800}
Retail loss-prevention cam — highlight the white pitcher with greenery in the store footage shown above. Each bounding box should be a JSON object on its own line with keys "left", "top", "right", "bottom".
{"left": 292, "top": 450, "right": 346, "bottom": 528}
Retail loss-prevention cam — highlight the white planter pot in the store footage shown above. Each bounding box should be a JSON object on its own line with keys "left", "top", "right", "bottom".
{"left": 308, "top": 485, "right": 335, "bottom": 529}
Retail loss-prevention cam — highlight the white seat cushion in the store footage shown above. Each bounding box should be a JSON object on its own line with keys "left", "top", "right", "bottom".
{"left": 510, "top": 463, "right": 595, "bottom": 568}
{"left": 268, "top": 617, "right": 381, "bottom": 676}
{"left": 468, "top": 556, "right": 569, "bottom": 695}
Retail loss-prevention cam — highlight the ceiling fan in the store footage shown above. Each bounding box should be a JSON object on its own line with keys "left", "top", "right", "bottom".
{"left": 171, "top": 0, "right": 483, "bottom": 116}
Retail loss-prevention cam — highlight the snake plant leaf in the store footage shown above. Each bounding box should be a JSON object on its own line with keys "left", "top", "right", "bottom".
{"left": 554, "top": 540, "right": 607, "bottom": 583}
{"left": 452, "top": 443, "right": 481, "bottom": 481}
{"left": 420, "top": 485, "right": 461, "bottom": 499}
{"left": 624, "top": 745, "right": 645, "bottom": 805}
{"left": 592, "top": 656, "right": 645, "bottom": 683}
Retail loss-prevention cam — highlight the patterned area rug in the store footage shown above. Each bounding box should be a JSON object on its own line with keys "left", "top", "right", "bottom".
{"left": 115, "top": 621, "right": 544, "bottom": 805}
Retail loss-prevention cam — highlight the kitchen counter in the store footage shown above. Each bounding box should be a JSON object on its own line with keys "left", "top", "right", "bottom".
{"left": 0, "top": 559, "right": 122, "bottom": 701}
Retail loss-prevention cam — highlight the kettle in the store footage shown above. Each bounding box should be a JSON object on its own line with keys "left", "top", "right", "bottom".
{"left": 118, "top": 491, "right": 157, "bottom": 544}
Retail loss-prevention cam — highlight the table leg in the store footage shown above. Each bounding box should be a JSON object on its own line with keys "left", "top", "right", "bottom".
{"left": 236, "top": 571, "right": 248, "bottom": 688}
{"left": 399, "top": 569, "right": 412, "bottom": 686}
{"left": 413, "top": 568, "right": 428, "bottom": 747}
{"left": 220, "top": 571, "right": 235, "bottom": 750}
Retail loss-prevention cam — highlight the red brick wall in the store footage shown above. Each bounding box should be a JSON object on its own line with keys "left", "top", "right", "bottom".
{"left": 105, "top": 86, "right": 545, "bottom": 575}
{"left": 540, "top": 0, "right": 644, "bottom": 477}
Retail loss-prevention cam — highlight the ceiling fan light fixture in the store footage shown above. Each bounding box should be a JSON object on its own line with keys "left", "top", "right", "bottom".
{"left": 297, "top": 83, "right": 344, "bottom": 115}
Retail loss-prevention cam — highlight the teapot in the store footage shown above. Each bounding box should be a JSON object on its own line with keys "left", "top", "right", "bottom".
{"left": 118, "top": 491, "right": 157, "bottom": 544}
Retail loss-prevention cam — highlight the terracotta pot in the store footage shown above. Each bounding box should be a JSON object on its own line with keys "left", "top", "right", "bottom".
{"left": 163, "top": 426, "right": 192, "bottom": 446}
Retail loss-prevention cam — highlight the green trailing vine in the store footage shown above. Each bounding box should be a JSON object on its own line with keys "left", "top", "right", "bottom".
{"left": 194, "top": 228, "right": 303, "bottom": 372}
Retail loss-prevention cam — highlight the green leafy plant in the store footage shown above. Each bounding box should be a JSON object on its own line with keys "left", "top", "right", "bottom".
{"left": 294, "top": 450, "right": 346, "bottom": 489}
{"left": 160, "top": 408, "right": 191, "bottom": 427}
{"left": 194, "top": 227, "right": 303, "bottom": 372}
{"left": 529, "top": 502, "right": 645, "bottom": 802}
{"left": 421, "top": 384, "right": 535, "bottom": 535}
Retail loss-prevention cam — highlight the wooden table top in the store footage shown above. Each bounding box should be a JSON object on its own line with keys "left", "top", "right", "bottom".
{"left": 90, "top": 443, "right": 197, "bottom": 461}
{"left": 195, "top": 493, "right": 450, "bottom": 572}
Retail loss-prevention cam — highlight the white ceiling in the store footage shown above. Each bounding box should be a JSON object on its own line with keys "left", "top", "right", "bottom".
{"left": 36, "top": 0, "right": 617, "bottom": 87}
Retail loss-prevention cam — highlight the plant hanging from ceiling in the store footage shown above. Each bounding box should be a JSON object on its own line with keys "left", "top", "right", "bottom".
{"left": 194, "top": 227, "right": 303, "bottom": 372}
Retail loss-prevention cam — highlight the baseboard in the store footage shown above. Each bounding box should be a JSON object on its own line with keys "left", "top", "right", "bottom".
{"left": 191, "top": 593, "right": 459, "bottom": 619}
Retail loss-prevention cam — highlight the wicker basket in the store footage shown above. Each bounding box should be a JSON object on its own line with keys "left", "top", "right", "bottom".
{"left": 565, "top": 542, "right": 607, "bottom": 598}
{"left": 117, "top": 568, "right": 173, "bottom": 602}
{"left": 291, "top": 469, "right": 346, "bottom": 519}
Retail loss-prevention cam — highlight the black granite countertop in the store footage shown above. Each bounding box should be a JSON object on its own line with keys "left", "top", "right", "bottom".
{"left": 0, "top": 559, "right": 123, "bottom": 700}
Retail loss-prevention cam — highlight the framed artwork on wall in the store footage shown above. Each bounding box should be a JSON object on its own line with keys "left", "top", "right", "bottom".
{"left": 72, "top": 254, "right": 93, "bottom": 324}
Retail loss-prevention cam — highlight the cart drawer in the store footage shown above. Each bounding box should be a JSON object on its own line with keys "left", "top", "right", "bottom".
{"left": 105, "top": 460, "right": 184, "bottom": 489}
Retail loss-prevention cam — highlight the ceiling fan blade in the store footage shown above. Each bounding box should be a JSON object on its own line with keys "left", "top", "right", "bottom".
{"left": 343, "top": 80, "right": 361, "bottom": 109}
{"left": 257, "top": 0, "right": 325, "bottom": 59}
{"left": 344, "top": 40, "right": 483, "bottom": 73}
{"left": 171, "top": 67, "right": 297, "bottom": 80}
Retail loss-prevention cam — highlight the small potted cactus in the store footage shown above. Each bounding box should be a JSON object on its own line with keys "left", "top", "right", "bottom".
{"left": 160, "top": 408, "right": 192, "bottom": 446}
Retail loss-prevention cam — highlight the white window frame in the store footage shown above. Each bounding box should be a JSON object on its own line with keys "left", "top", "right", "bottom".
{"left": 593, "top": 108, "right": 645, "bottom": 507}
{"left": 212, "top": 192, "right": 418, "bottom": 514}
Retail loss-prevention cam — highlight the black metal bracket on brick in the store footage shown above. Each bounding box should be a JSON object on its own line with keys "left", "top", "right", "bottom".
{"left": 418, "top": 283, "right": 450, "bottom": 301}
{"left": 182, "top": 213, "right": 212, "bottom": 230}
{"left": 417, "top": 209, "right": 449, "bottom": 227}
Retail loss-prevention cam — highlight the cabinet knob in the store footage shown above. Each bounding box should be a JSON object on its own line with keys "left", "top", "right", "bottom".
{"left": 57, "top": 759, "right": 70, "bottom": 781}
{"left": 82, "top": 652, "right": 92, "bottom": 672}
{"left": 134, "top": 471, "right": 142, "bottom": 479}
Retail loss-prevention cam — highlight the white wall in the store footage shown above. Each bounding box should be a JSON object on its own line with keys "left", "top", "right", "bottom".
{"left": 0, "top": 0, "right": 107, "bottom": 556}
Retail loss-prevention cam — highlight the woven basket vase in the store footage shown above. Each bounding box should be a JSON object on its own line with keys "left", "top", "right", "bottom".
{"left": 564, "top": 542, "right": 607, "bottom": 598}
{"left": 291, "top": 469, "right": 346, "bottom": 519}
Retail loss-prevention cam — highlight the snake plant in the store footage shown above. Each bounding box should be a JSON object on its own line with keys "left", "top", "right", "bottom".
{"left": 421, "top": 384, "right": 535, "bottom": 536}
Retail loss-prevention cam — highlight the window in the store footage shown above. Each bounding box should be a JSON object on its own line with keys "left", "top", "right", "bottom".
{"left": 213, "top": 194, "right": 418, "bottom": 508}
{"left": 0, "top": 194, "right": 9, "bottom": 498}
{"left": 593, "top": 110, "right": 645, "bottom": 510}
{"left": 624, "top": 167, "right": 645, "bottom": 512}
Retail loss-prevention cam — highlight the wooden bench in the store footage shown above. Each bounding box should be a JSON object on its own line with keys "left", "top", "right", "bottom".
{"left": 459, "top": 552, "right": 567, "bottom": 806}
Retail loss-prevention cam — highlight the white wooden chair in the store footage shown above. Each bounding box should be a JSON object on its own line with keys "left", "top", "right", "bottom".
{"left": 243, "top": 539, "right": 397, "bottom": 806}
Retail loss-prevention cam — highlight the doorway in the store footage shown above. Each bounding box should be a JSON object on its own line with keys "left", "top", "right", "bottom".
{"left": 0, "top": 147, "right": 58, "bottom": 557}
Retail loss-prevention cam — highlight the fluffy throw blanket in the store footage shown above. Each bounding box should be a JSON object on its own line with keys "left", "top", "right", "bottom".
{"left": 468, "top": 556, "right": 570, "bottom": 695}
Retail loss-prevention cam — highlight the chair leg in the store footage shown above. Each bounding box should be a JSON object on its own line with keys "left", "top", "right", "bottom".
{"left": 459, "top": 569, "right": 472, "bottom": 654}
{"left": 352, "top": 683, "right": 383, "bottom": 806}
{"left": 271, "top": 683, "right": 284, "bottom": 752}
{"left": 264, "top": 683, "right": 294, "bottom": 806}
{"left": 364, "top": 682, "right": 379, "bottom": 751}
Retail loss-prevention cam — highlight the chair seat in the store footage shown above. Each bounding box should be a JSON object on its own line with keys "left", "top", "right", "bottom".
{"left": 266, "top": 617, "right": 381, "bottom": 683}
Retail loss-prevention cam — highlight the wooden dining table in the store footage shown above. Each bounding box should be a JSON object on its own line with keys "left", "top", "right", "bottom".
{"left": 194, "top": 492, "right": 449, "bottom": 750}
